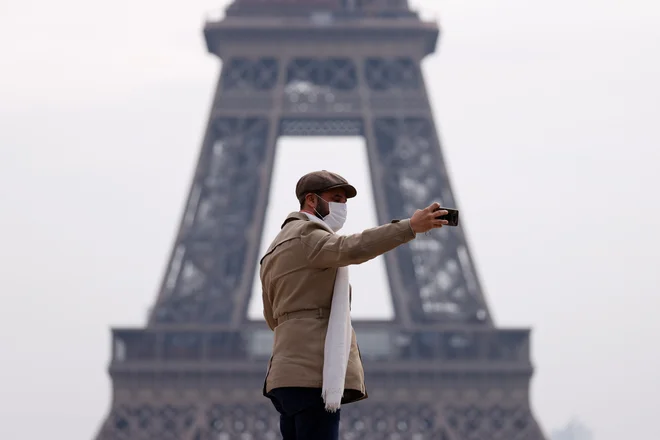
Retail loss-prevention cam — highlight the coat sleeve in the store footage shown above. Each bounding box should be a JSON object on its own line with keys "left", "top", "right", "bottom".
{"left": 262, "top": 289, "right": 277, "bottom": 331}
{"left": 260, "top": 264, "right": 277, "bottom": 331}
{"left": 300, "top": 219, "right": 417, "bottom": 268}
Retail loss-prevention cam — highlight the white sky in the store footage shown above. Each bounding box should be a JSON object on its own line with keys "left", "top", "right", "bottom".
{"left": 1, "top": 1, "right": 659, "bottom": 439}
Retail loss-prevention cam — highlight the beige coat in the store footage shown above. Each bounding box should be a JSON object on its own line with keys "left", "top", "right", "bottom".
{"left": 259, "top": 212, "right": 416, "bottom": 403}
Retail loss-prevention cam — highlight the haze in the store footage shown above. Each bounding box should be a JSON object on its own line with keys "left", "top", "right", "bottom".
{"left": 0, "top": 1, "right": 658, "bottom": 439}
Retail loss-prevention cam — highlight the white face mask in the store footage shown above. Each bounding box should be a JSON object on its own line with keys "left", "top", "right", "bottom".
{"left": 324, "top": 201, "right": 347, "bottom": 232}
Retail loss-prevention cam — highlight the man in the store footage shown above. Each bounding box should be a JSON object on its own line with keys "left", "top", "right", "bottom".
{"left": 259, "top": 170, "right": 449, "bottom": 439}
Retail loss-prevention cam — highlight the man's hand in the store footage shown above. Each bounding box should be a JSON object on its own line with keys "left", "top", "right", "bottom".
{"left": 410, "top": 202, "right": 449, "bottom": 234}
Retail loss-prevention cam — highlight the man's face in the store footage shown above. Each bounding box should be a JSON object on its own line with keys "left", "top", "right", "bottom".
{"left": 308, "top": 188, "right": 347, "bottom": 217}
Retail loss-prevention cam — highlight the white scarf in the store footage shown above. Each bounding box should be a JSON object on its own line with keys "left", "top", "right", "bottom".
{"left": 304, "top": 213, "right": 352, "bottom": 412}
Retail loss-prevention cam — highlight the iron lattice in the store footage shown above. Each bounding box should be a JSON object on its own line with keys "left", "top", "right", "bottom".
{"left": 93, "top": 1, "right": 546, "bottom": 439}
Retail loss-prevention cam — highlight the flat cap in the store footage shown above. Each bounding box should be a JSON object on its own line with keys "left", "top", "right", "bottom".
{"left": 295, "top": 170, "right": 357, "bottom": 200}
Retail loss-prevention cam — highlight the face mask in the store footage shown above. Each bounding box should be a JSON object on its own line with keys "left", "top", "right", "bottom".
{"left": 324, "top": 201, "right": 347, "bottom": 232}
{"left": 313, "top": 195, "right": 347, "bottom": 232}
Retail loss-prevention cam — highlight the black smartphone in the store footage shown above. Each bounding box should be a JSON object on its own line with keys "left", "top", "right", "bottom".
{"left": 433, "top": 207, "right": 459, "bottom": 226}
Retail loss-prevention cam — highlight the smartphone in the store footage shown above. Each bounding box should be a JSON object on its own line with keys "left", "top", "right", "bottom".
{"left": 433, "top": 207, "right": 459, "bottom": 227}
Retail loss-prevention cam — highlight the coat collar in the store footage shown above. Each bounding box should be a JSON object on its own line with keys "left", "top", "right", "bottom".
{"left": 281, "top": 211, "right": 310, "bottom": 229}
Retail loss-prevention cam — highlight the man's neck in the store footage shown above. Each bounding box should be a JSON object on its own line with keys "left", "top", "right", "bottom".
{"left": 301, "top": 211, "right": 333, "bottom": 233}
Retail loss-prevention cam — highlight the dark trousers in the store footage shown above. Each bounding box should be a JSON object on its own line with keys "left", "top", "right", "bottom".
{"left": 268, "top": 387, "right": 340, "bottom": 440}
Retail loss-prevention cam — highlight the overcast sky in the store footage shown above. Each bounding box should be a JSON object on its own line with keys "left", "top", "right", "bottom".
{"left": 1, "top": 1, "right": 658, "bottom": 439}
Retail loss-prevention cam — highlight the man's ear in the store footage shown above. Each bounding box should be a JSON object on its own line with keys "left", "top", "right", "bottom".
{"left": 305, "top": 193, "right": 316, "bottom": 208}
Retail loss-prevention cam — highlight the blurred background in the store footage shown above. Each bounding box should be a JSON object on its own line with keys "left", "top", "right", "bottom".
{"left": 1, "top": 1, "right": 658, "bottom": 439}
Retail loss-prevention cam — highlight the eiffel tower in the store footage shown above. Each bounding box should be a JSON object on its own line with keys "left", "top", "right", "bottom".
{"left": 93, "top": 1, "right": 547, "bottom": 439}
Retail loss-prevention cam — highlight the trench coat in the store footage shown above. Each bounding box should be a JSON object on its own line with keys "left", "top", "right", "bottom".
{"left": 259, "top": 211, "right": 416, "bottom": 403}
